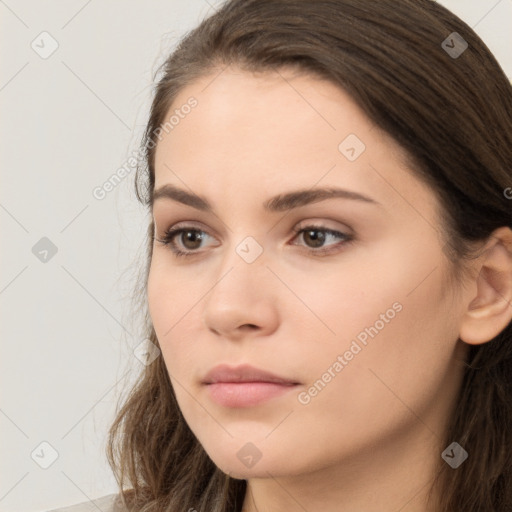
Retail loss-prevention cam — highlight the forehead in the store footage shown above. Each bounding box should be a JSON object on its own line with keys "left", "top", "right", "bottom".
{"left": 152, "top": 67, "right": 432, "bottom": 218}
{"left": 155, "top": 67, "right": 378, "bottom": 167}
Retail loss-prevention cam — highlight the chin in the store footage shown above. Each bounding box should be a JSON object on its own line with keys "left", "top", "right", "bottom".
{"left": 203, "top": 445, "right": 300, "bottom": 480}
{"left": 217, "top": 462, "right": 284, "bottom": 480}
{"left": 204, "top": 451, "right": 265, "bottom": 478}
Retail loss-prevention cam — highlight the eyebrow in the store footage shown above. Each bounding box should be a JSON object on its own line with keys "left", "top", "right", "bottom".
{"left": 151, "top": 183, "right": 382, "bottom": 212}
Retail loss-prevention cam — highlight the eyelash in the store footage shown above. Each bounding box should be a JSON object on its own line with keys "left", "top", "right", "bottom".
{"left": 154, "top": 224, "right": 354, "bottom": 258}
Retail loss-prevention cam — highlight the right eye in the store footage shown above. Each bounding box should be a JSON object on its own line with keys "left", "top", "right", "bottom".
{"left": 154, "top": 227, "right": 217, "bottom": 258}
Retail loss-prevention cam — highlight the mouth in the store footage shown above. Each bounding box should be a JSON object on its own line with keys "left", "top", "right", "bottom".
{"left": 202, "top": 363, "right": 301, "bottom": 408}
{"left": 205, "top": 381, "right": 299, "bottom": 407}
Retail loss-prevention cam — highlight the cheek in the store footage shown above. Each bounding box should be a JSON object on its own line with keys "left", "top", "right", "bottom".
{"left": 297, "top": 246, "right": 458, "bottom": 403}
{"left": 285, "top": 261, "right": 400, "bottom": 350}
{"left": 147, "top": 263, "right": 169, "bottom": 334}
{"left": 146, "top": 260, "right": 202, "bottom": 371}
{"left": 147, "top": 257, "right": 196, "bottom": 330}
{"left": 290, "top": 287, "right": 457, "bottom": 463}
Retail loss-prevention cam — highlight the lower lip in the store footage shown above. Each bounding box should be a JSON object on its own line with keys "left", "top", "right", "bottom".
{"left": 205, "top": 382, "right": 298, "bottom": 407}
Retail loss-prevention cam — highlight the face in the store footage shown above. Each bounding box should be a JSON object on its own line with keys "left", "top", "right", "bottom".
{"left": 147, "top": 66, "right": 470, "bottom": 480}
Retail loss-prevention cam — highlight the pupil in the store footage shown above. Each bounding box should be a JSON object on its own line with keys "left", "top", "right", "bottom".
{"left": 305, "top": 229, "right": 325, "bottom": 248}
{"left": 183, "top": 231, "right": 202, "bottom": 249}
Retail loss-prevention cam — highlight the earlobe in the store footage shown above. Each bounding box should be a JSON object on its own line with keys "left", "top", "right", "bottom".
{"left": 459, "top": 226, "right": 512, "bottom": 345}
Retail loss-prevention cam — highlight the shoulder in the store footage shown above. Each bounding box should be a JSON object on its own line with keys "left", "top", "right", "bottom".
{"left": 46, "top": 493, "right": 120, "bottom": 512}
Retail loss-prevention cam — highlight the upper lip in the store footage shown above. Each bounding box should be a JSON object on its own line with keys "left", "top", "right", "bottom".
{"left": 202, "top": 364, "right": 299, "bottom": 385}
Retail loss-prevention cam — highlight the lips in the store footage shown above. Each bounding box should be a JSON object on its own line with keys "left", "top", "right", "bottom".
{"left": 201, "top": 363, "right": 299, "bottom": 385}
{"left": 201, "top": 364, "right": 300, "bottom": 407}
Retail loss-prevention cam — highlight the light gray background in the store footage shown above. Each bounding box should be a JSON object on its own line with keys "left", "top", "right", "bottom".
{"left": 1, "top": 1, "right": 511, "bottom": 511}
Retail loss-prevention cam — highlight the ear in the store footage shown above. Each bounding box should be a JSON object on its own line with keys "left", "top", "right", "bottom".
{"left": 459, "top": 226, "right": 512, "bottom": 345}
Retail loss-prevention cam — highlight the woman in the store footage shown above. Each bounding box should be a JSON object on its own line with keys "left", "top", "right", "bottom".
{"left": 52, "top": 0, "right": 512, "bottom": 510}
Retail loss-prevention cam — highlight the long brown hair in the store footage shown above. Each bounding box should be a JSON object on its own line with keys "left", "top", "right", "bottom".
{"left": 106, "top": 1, "right": 512, "bottom": 510}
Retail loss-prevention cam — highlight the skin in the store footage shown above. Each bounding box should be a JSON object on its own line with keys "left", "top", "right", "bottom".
{"left": 147, "top": 66, "right": 512, "bottom": 512}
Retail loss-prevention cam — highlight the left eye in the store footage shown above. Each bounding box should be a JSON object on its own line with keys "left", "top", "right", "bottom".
{"left": 292, "top": 226, "right": 353, "bottom": 253}
{"left": 154, "top": 225, "right": 354, "bottom": 258}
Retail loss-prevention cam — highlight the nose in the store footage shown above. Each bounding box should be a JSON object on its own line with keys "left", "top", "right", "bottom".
{"left": 202, "top": 244, "right": 279, "bottom": 341}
